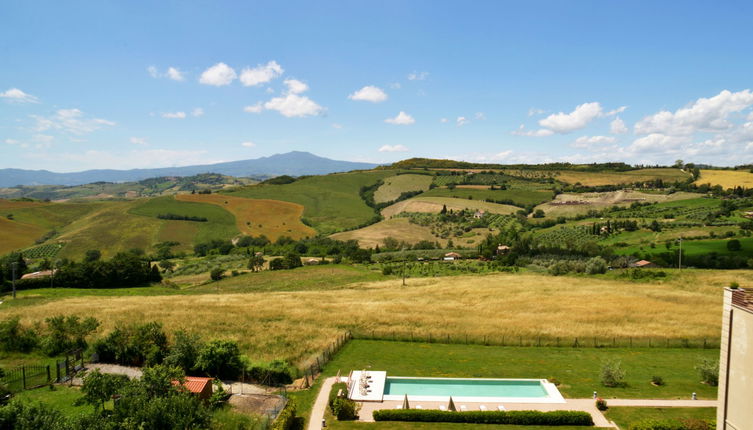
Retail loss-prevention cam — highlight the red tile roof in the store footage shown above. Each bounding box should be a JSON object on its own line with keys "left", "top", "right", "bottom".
{"left": 173, "top": 376, "right": 213, "bottom": 394}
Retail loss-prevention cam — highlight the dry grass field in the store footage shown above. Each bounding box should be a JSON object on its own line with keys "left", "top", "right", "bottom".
{"left": 330, "top": 217, "right": 444, "bottom": 248}
{"left": 0, "top": 217, "right": 46, "bottom": 254}
{"left": 533, "top": 191, "right": 701, "bottom": 218}
{"left": 176, "top": 194, "right": 315, "bottom": 240}
{"left": 382, "top": 196, "right": 519, "bottom": 218}
{"left": 506, "top": 168, "right": 688, "bottom": 186}
{"left": 695, "top": 169, "right": 753, "bottom": 189}
{"left": 373, "top": 174, "right": 433, "bottom": 203}
{"left": 2, "top": 269, "right": 733, "bottom": 366}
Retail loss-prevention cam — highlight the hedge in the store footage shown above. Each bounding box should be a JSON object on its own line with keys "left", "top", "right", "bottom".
{"left": 629, "top": 419, "right": 716, "bottom": 430}
{"left": 373, "top": 409, "right": 594, "bottom": 426}
{"left": 272, "top": 402, "right": 299, "bottom": 430}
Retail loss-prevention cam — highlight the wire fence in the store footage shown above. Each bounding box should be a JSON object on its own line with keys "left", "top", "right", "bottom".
{"left": 1, "top": 350, "right": 85, "bottom": 393}
{"left": 350, "top": 329, "right": 720, "bottom": 350}
{"left": 299, "top": 331, "right": 352, "bottom": 388}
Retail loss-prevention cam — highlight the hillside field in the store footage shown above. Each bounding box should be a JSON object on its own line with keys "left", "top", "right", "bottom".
{"left": 382, "top": 196, "right": 519, "bottom": 218}
{"left": 225, "top": 170, "right": 397, "bottom": 234}
{"left": 330, "top": 217, "right": 445, "bottom": 248}
{"left": 0, "top": 217, "right": 46, "bottom": 255}
{"left": 175, "top": 194, "right": 315, "bottom": 240}
{"left": 373, "top": 174, "right": 433, "bottom": 203}
{"left": 1, "top": 268, "right": 732, "bottom": 366}
{"left": 533, "top": 191, "right": 702, "bottom": 218}
{"left": 696, "top": 169, "right": 753, "bottom": 189}
{"left": 421, "top": 187, "right": 553, "bottom": 207}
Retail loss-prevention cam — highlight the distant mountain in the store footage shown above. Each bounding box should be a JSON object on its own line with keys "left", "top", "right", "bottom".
{"left": 0, "top": 152, "right": 378, "bottom": 187}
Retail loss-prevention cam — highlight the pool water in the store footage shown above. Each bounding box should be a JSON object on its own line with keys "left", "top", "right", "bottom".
{"left": 384, "top": 377, "right": 549, "bottom": 398}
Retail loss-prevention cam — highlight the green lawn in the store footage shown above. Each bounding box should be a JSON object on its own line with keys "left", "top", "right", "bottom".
{"left": 421, "top": 188, "right": 553, "bottom": 207}
{"left": 225, "top": 170, "right": 397, "bottom": 234}
{"left": 13, "top": 385, "right": 93, "bottom": 417}
{"left": 321, "top": 340, "right": 719, "bottom": 399}
{"left": 604, "top": 407, "right": 716, "bottom": 428}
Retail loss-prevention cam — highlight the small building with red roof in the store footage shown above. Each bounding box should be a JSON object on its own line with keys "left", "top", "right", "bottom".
{"left": 173, "top": 376, "right": 214, "bottom": 400}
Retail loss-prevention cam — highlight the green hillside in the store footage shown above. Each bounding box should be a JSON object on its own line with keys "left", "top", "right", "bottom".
{"left": 224, "top": 170, "right": 397, "bottom": 234}
{"left": 129, "top": 196, "right": 239, "bottom": 243}
{"left": 421, "top": 187, "right": 554, "bottom": 207}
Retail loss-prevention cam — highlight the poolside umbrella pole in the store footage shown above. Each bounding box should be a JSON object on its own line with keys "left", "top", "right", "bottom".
{"left": 402, "top": 394, "right": 410, "bottom": 410}
{"left": 448, "top": 396, "right": 456, "bottom": 412}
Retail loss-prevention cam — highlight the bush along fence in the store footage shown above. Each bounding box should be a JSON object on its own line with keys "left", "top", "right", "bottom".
{"left": 373, "top": 409, "right": 594, "bottom": 426}
{"left": 350, "top": 330, "right": 720, "bottom": 350}
{"left": 2, "top": 354, "right": 83, "bottom": 393}
{"left": 299, "top": 331, "right": 352, "bottom": 388}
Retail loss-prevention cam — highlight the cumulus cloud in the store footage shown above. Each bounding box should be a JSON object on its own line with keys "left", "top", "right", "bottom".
{"left": 378, "top": 144, "right": 409, "bottom": 152}
{"left": 635, "top": 89, "right": 753, "bottom": 136}
{"left": 610, "top": 117, "right": 628, "bottom": 134}
{"left": 538, "top": 102, "right": 603, "bottom": 133}
{"left": 241, "top": 141, "right": 256, "bottom": 148}
{"left": 148, "top": 66, "right": 185, "bottom": 81}
{"left": 348, "top": 85, "right": 388, "bottom": 103}
{"left": 511, "top": 125, "right": 554, "bottom": 137}
{"left": 407, "top": 71, "right": 428, "bottom": 81}
{"left": 192, "top": 107, "right": 204, "bottom": 117}
{"left": 32, "top": 109, "right": 115, "bottom": 135}
{"left": 572, "top": 135, "right": 617, "bottom": 148}
{"left": 199, "top": 62, "right": 237, "bottom": 86}
{"left": 456, "top": 116, "right": 469, "bottom": 126}
{"left": 162, "top": 111, "right": 186, "bottom": 119}
{"left": 239, "top": 61, "right": 284, "bottom": 87}
{"left": 130, "top": 137, "right": 147, "bottom": 145}
{"left": 243, "top": 103, "right": 263, "bottom": 114}
{"left": 385, "top": 111, "right": 415, "bottom": 125}
{"left": 264, "top": 94, "right": 323, "bottom": 117}
{"left": 1, "top": 88, "right": 39, "bottom": 103}
{"left": 528, "top": 108, "right": 546, "bottom": 117}
{"left": 283, "top": 79, "right": 309, "bottom": 94}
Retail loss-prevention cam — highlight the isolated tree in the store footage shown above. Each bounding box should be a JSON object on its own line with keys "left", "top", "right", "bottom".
{"left": 247, "top": 254, "right": 265, "bottom": 272}
{"left": 727, "top": 239, "right": 742, "bottom": 252}
{"left": 84, "top": 249, "right": 102, "bottom": 262}
{"left": 159, "top": 259, "right": 176, "bottom": 273}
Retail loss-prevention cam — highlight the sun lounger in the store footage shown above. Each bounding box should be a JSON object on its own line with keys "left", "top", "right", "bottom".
{"left": 395, "top": 405, "right": 402, "bottom": 409}
{"left": 415, "top": 405, "right": 423, "bottom": 409}
{"left": 479, "top": 405, "right": 488, "bottom": 411}
{"left": 460, "top": 405, "right": 468, "bottom": 411}
{"left": 439, "top": 405, "right": 447, "bottom": 411}
{"left": 497, "top": 405, "right": 506, "bottom": 411}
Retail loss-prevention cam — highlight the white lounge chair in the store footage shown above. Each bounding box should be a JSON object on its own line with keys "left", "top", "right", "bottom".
{"left": 460, "top": 405, "right": 468, "bottom": 411}
{"left": 497, "top": 405, "right": 506, "bottom": 411}
{"left": 479, "top": 405, "right": 488, "bottom": 411}
{"left": 415, "top": 405, "right": 423, "bottom": 409}
{"left": 395, "top": 405, "right": 402, "bottom": 409}
{"left": 439, "top": 405, "right": 447, "bottom": 411}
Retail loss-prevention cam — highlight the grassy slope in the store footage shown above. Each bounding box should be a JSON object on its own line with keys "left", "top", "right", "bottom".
{"left": 695, "top": 169, "right": 753, "bottom": 189}
{"left": 13, "top": 386, "right": 94, "bottom": 417}
{"left": 129, "top": 195, "right": 239, "bottom": 243}
{"left": 553, "top": 168, "right": 689, "bottom": 186}
{"left": 175, "top": 193, "right": 315, "bottom": 240}
{"left": 224, "top": 170, "right": 396, "bottom": 234}
{"left": 1, "top": 269, "right": 733, "bottom": 365}
{"left": 382, "top": 197, "right": 519, "bottom": 218}
{"left": 324, "top": 340, "right": 718, "bottom": 399}
{"left": 0, "top": 217, "right": 45, "bottom": 255}
{"left": 421, "top": 188, "right": 553, "bottom": 207}
{"left": 604, "top": 407, "right": 715, "bottom": 428}
{"left": 616, "top": 236, "right": 753, "bottom": 259}
{"left": 330, "top": 217, "right": 444, "bottom": 248}
{"left": 374, "top": 174, "right": 433, "bottom": 203}
{"left": 534, "top": 191, "right": 702, "bottom": 218}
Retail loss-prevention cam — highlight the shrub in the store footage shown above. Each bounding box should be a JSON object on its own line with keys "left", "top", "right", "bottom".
{"left": 328, "top": 382, "right": 348, "bottom": 412}
{"left": 381, "top": 266, "right": 394, "bottom": 275}
{"left": 372, "top": 409, "right": 594, "bottom": 425}
{"left": 601, "top": 359, "right": 626, "bottom": 387}
{"left": 729, "top": 281, "right": 740, "bottom": 289}
{"left": 651, "top": 375, "right": 665, "bottom": 386}
{"left": 0, "top": 317, "right": 38, "bottom": 353}
{"left": 93, "top": 321, "right": 169, "bottom": 366}
{"left": 272, "top": 402, "right": 301, "bottom": 430}
{"left": 727, "top": 239, "right": 742, "bottom": 251}
{"left": 41, "top": 315, "right": 99, "bottom": 356}
{"left": 595, "top": 397, "right": 607, "bottom": 411}
{"left": 164, "top": 330, "right": 203, "bottom": 374}
{"left": 695, "top": 358, "right": 719, "bottom": 386}
{"left": 332, "top": 397, "right": 359, "bottom": 420}
{"left": 585, "top": 256, "right": 608, "bottom": 274}
{"left": 629, "top": 418, "right": 714, "bottom": 430}
{"left": 195, "top": 340, "right": 245, "bottom": 380}
{"left": 247, "top": 360, "right": 296, "bottom": 385}
{"left": 210, "top": 267, "right": 224, "bottom": 281}
{"left": 208, "top": 380, "right": 230, "bottom": 410}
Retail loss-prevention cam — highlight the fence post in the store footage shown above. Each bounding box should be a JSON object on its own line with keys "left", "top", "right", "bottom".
{"left": 22, "top": 366, "right": 26, "bottom": 390}
{"left": 46, "top": 365, "right": 51, "bottom": 383}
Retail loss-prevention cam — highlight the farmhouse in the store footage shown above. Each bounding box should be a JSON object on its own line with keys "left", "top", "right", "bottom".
{"left": 473, "top": 209, "right": 486, "bottom": 219}
{"left": 496, "top": 245, "right": 511, "bottom": 255}
{"left": 717, "top": 288, "right": 753, "bottom": 429}
{"left": 20, "top": 269, "right": 56, "bottom": 280}
{"left": 173, "top": 376, "right": 214, "bottom": 401}
{"left": 444, "top": 252, "right": 461, "bottom": 261}
{"left": 629, "top": 260, "right": 658, "bottom": 268}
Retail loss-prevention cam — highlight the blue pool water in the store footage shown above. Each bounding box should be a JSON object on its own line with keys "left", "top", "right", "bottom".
{"left": 384, "top": 378, "right": 548, "bottom": 398}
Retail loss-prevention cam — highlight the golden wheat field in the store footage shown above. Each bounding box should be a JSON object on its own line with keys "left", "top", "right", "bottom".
{"left": 330, "top": 217, "right": 445, "bottom": 248}
{"left": 3, "top": 269, "right": 735, "bottom": 366}
{"left": 695, "top": 169, "right": 753, "bottom": 189}
{"left": 381, "top": 196, "right": 519, "bottom": 218}
{"left": 0, "top": 217, "right": 45, "bottom": 254}
{"left": 176, "top": 194, "right": 315, "bottom": 240}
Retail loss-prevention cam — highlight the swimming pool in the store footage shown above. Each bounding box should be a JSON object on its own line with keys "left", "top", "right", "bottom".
{"left": 348, "top": 371, "right": 565, "bottom": 403}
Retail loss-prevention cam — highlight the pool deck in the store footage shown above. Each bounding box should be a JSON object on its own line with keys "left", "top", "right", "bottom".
{"left": 307, "top": 377, "right": 718, "bottom": 430}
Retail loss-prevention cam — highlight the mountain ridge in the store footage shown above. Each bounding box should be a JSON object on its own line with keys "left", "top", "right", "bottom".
{"left": 0, "top": 151, "right": 379, "bottom": 187}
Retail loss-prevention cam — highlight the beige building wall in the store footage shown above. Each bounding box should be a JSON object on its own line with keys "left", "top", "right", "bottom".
{"left": 718, "top": 288, "right": 753, "bottom": 430}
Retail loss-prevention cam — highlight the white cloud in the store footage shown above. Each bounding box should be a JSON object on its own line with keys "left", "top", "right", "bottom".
{"left": 385, "top": 111, "right": 415, "bottom": 125}
{"left": 407, "top": 71, "right": 428, "bottom": 81}
{"left": 628, "top": 133, "right": 686, "bottom": 153}
{"left": 572, "top": 135, "right": 616, "bottom": 148}
{"left": 528, "top": 108, "right": 546, "bottom": 117}
{"left": 348, "top": 85, "right": 388, "bottom": 103}
{"left": 511, "top": 125, "right": 554, "bottom": 137}
{"left": 147, "top": 66, "right": 159, "bottom": 78}
{"left": 241, "top": 141, "right": 256, "bottom": 148}
{"left": 389, "top": 82, "right": 401, "bottom": 89}
{"left": 239, "top": 61, "right": 284, "bottom": 87}
{"left": 5, "top": 139, "right": 19, "bottom": 145}
{"left": 199, "top": 62, "right": 237, "bottom": 86}
{"left": 331, "top": 123, "right": 343, "bottom": 129}
{"left": 0, "top": 88, "right": 39, "bottom": 103}
{"left": 610, "top": 117, "right": 628, "bottom": 134}
{"left": 605, "top": 106, "right": 628, "bottom": 116}
{"left": 162, "top": 111, "right": 186, "bottom": 119}
{"left": 284, "top": 79, "right": 309, "bottom": 94}
{"left": 192, "top": 107, "right": 204, "bottom": 117}
{"left": 32, "top": 108, "right": 115, "bottom": 135}
{"left": 456, "top": 116, "right": 469, "bottom": 126}
{"left": 243, "top": 103, "right": 264, "bottom": 114}
{"left": 538, "top": 102, "right": 603, "bottom": 133}
{"left": 635, "top": 89, "right": 753, "bottom": 136}
{"left": 130, "top": 137, "right": 148, "bottom": 145}
{"left": 166, "top": 67, "right": 184, "bottom": 81}
{"left": 475, "top": 112, "right": 486, "bottom": 120}
{"left": 378, "top": 144, "right": 409, "bottom": 152}
{"left": 440, "top": 118, "right": 448, "bottom": 123}
{"left": 264, "top": 94, "right": 323, "bottom": 117}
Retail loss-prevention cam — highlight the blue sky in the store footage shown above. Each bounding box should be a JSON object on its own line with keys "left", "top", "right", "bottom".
{"left": 2, "top": 1, "right": 753, "bottom": 172}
